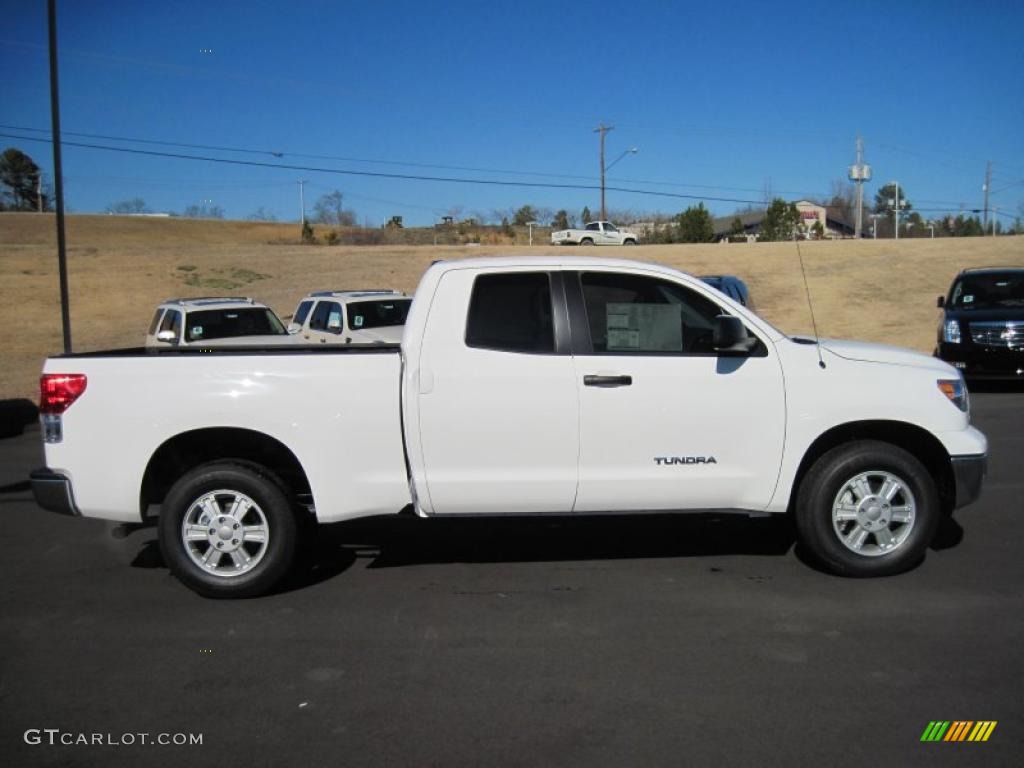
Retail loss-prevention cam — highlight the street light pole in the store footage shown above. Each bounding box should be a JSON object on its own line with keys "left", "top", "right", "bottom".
{"left": 48, "top": 0, "right": 72, "bottom": 353}
{"left": 298, "top": 179, "right": 307, "bottom": 225}
{"left": 892, "top": 181, "right": 901, "bottom": 241}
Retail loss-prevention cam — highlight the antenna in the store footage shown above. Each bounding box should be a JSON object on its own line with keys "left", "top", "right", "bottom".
{"left": 794, "top": 236, "right": 826, "bottom": 369}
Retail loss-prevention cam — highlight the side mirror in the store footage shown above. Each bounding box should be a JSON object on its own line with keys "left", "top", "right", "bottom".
{"left": 712, "top": 315, "right": 756, "bottom": 355}
{"left": 287, "top": 322, "right": 301, "bottom": 334}
{"left": 936, "top": 296, "right": 945, "bottom": 308}
{"left": 155, "top": 330, "right": 177, "bottom": 343}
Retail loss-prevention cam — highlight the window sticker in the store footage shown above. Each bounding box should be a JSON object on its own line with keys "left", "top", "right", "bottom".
{"left": 606, "top": 302, "right": 682, "bottom": 351}
{"left": 328, "top": 311, "right": 342, "bottom": 330}
{"left": 353, "top": 315, "right": 364, "bottom": 328}
{"left": 963, "top": 295, "right": 973, "bottom": 304}
{"left": 191, "top": 326, "right": 204, "bottom": 337}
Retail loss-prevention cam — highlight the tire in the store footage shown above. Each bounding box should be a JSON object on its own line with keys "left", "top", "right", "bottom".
{"left": 158, "top": 461, "right": 298, "bottom": 598}
{"left": 580, "top": 238, "right": 594, "bottom": 246}
{"left": 794, "top": 440, "right": 939, "bottom": 577}
{"left": 622, "top": 239, "right": 636, "bottom": 246}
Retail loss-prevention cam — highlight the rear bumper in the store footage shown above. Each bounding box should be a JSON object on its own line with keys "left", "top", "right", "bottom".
{"left": 30, "top": 468, "right": 80, "bottom": 516}
{"left": 951, "top": 454, "right": 987, "bottom": 510}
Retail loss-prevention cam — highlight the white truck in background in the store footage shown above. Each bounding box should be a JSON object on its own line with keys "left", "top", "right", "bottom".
{"left": 551, "top": 221, "right": 639, "bottom": 246}
{"left": 33, "top": 256, "right": 986, "bottom": 598}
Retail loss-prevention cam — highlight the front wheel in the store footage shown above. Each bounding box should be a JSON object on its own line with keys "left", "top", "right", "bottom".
{"left": 158, "top": 461, "right": 298, "bottom": 598}
{"left": 622, "top": 239, "right": 636, "bottom": 246}
{"left": 795, "top": 441, "right": 940, "bottom": 576}
{"left": 579, "top": 238, "right": 594, "bottom": 246}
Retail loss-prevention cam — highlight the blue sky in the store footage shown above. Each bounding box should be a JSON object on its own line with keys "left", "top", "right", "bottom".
{"left": 2, "top": 0, "right": 1022, "bottom": 226}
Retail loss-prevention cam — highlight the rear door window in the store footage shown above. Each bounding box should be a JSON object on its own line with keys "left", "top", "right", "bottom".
{"left": 465, "top": 273, "right": 555, "bottom": 353}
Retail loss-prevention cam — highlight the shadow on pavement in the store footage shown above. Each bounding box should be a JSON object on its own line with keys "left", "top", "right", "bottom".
{"left": 0, "top": 399, "right": 38, "bottom": 439}
{"left": 967, "top": 379, "right": 1024, "bottom": 394}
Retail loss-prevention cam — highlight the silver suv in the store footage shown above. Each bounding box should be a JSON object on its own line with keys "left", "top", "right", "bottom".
{"left": 146, "top": 297, "right": 294, "bottom": 347}
{"left": 288, "top": 290, "right": 412, "bottom": 345}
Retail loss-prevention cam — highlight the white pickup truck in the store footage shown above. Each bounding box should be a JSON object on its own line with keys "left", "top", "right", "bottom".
{"left": 32, "top": 256, "right": 987, "bottom": 597}
{"left": 551, "top": 221, "right": 639, "bottom": 246}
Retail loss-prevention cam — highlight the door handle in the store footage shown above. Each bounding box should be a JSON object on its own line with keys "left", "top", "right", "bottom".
{"left": 583, "top": 374, "right": 632, "bottom": 387}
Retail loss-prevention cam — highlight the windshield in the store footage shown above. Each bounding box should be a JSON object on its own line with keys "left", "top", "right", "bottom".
{"left": 950, "top": 273, "right": 1024, "bottom": 309}
{"left": 346, "top": 298, "right": 412, "bottom": 330}
{"left": 185, "top": 308, "right": 287, "bottom": 341}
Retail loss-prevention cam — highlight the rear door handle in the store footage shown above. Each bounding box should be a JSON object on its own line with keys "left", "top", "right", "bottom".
{"left": 583, "top": 374, "right": 632, "bottom": 387}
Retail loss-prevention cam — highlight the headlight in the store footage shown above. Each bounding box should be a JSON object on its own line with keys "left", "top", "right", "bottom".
{"left": 943, "top": 318, "right": 961, "bottom": 344}
{"left": 937, "top": 377, "right": 969, "bottom": 412}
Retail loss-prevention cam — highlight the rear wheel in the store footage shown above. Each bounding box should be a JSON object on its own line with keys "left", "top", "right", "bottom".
{"left": 622, "top": 239, "right": 637, "bottom": 246}
{"left": 795, "top": 441, "right": 939, "bottom": 576}
{"left": 158, "top": 461, "right": 298, "bottom": 598}
{"left": 580, "top": 238, "right": 594, "bottom": 246}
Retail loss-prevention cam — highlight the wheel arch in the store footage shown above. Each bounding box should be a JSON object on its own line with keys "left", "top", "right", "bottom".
{"left": 788, "top": 420, "right": 955, "bottom": 515}
{"left": 140, "top": 427, "right": 313, "bottom": 517}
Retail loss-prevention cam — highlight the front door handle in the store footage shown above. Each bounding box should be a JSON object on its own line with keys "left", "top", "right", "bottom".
{"left": 584, "top": 374, "right": 632, "bottom": 387}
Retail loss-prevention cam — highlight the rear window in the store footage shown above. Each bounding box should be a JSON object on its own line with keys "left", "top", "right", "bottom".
{"left": 185, "top": 308, "right": 286, "bottom": 342}
{"left": 465, "top": 272, "right": 554, "bottom": 353}
{"left": 347, "top": 298, "right": 412, "bottom": 330}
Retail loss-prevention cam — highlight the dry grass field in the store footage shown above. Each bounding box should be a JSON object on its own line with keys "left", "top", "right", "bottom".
{"left": 1, "top": 212, "right": 1021, "bottom": 402}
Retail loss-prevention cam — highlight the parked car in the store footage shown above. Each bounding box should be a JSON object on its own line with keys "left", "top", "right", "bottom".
{"left": 288, "top": 290, "right": 412, "bottom": 344}
{"left": 700, "top": 275, "right": 754, "bottom": 309}
{"left": 551, "top": 221, "right": 639, "bottom": 246}
{"left": 34, "top": 256, "right": 986, "bottom": 597}
{"left": 145, "top": 297, "right": 294, "bottom": 347}
{"left": 935, "top": 267, "right": 1024, "bottom": 379}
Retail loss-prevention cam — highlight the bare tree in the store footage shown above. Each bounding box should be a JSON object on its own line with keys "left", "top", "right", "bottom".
{"left": 313, "top": 190, "right": 356, "bottom": 226}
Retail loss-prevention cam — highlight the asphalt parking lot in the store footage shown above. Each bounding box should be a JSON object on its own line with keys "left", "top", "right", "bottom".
{"left": 1, "top": 390, "right": 1021, "bottom": 767}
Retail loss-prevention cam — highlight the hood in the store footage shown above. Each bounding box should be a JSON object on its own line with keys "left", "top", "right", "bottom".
{"left": 819, "top": 338, "right": 951, "bottom": 372}
{"left": 195, "top": 334, "right": 297, "bottom": 347}
{"left": 944, "top": 306, "right": 1024, "bottom": 323}
{"left": 355, "top": 325, "right": 404, "bottom": 343}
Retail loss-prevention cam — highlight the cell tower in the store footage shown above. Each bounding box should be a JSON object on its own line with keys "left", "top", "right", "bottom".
{"left": 848, "top": 136, "right": 871, "bottom": 238}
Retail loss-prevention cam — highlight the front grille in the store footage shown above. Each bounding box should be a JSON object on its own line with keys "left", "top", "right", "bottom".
{"left": 969, "top": 321, "right": 1024, "bottom": 349}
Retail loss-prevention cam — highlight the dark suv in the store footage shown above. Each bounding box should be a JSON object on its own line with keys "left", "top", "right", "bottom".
{"left": 936, "top": 267, "right": 1024, "bottom": 379}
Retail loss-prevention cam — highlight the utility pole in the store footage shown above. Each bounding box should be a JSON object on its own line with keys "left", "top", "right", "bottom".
{"left": 48, "top": 0, "right": 71, "bottom": 353}
{"left": 848, "top": 136, "right": 871, "bottom": 238}
{"left": 36, "top": 174, "right": 43, "bottom": 213}
{"left": 594, "top": 123, "right": 614, "bottom": 221}
{"left": 298, "top": 179, "right": 307, "bottom": 225}
{"left": 893, "top": 181, "right": 900, "bottom": 241}
{"left": 982, "top": 161, "right": 991, "bottom": 233}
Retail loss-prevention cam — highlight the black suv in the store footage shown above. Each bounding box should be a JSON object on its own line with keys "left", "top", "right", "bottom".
{"left": 699, "top": 275, "right": 754, "bottom": 309}
{"left": 936, "top": 267, "right": 1024, "bottom": 379}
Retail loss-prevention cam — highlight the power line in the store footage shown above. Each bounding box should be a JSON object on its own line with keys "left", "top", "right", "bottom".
{"left": 0, "top": 123, "right": 834, "bottom": 199}
{"left": 0, "top": 132, "right": 772, "bottom": 206}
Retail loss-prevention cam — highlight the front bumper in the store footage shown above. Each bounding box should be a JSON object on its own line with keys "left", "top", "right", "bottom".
{"left": 30, "top": 468, "right": 80, "bottom": 516}
{"left": 937, "top": 342, "right": 1024, "bottom": 379}
{"left": 950, "top": 454, "right": 987, "bottom": 509}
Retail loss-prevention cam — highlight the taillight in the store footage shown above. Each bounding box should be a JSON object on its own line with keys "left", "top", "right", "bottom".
{"left": 40, "top": 374, "right": 88, "bottom": 414}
